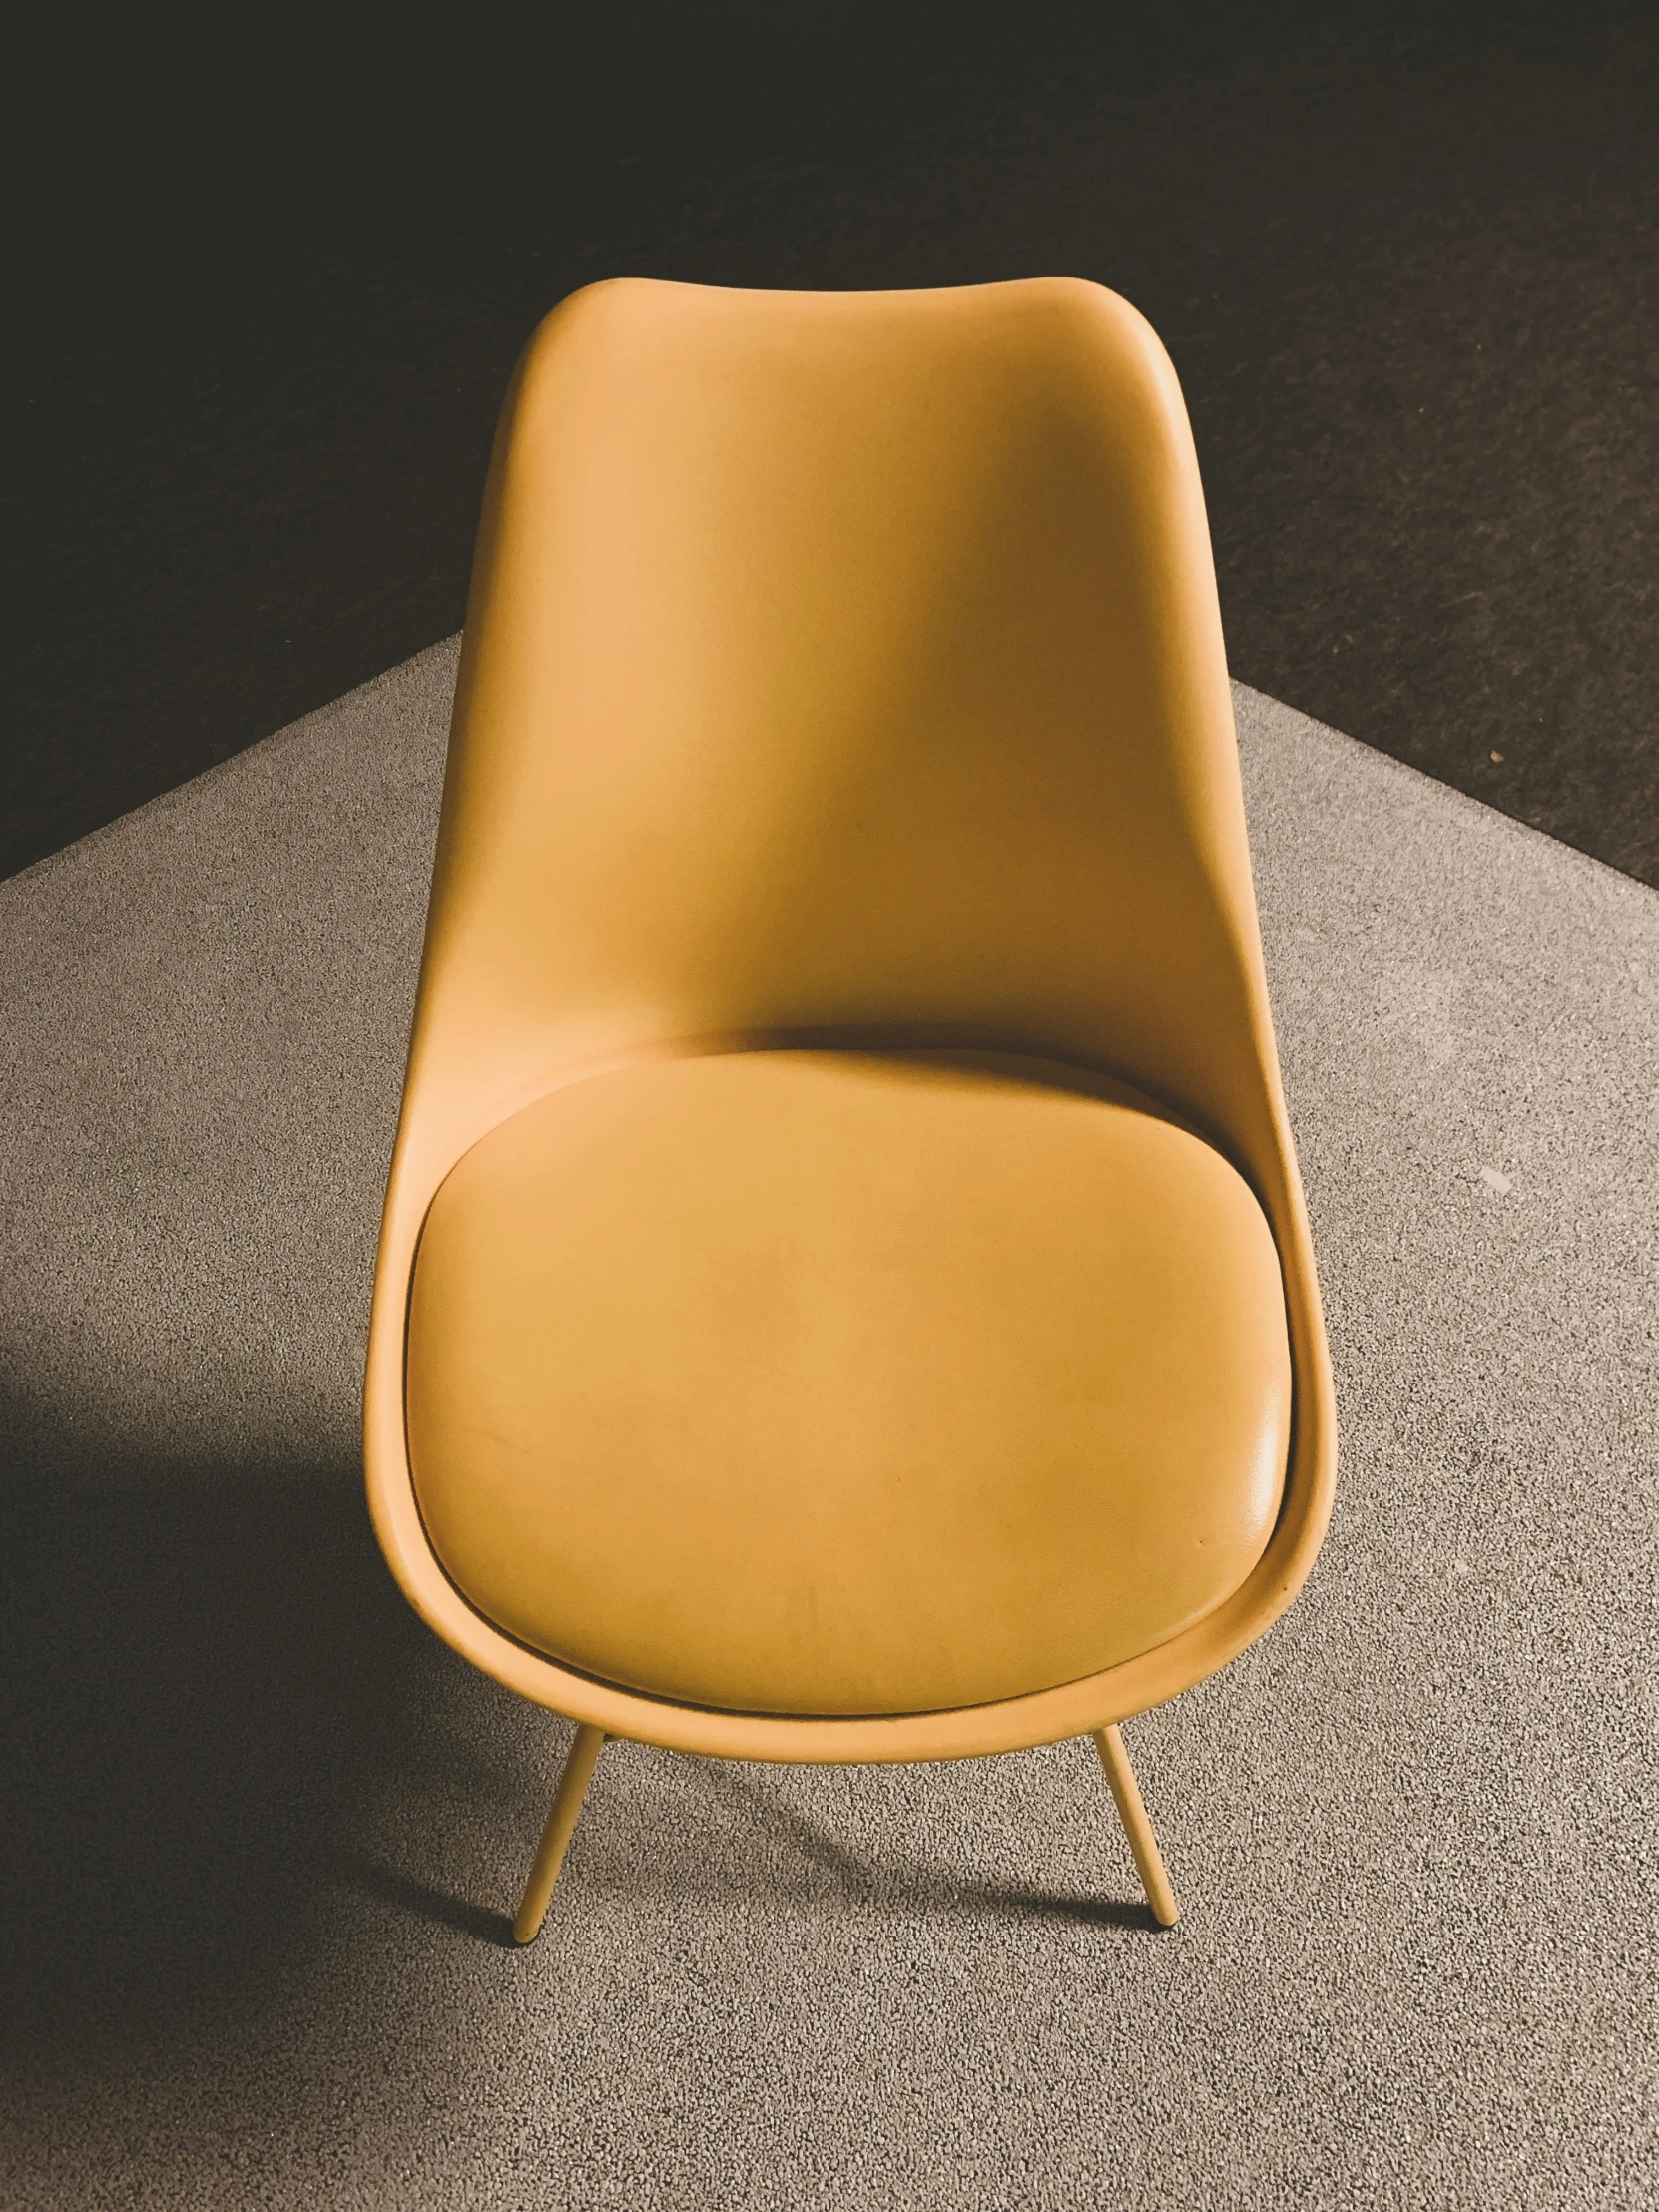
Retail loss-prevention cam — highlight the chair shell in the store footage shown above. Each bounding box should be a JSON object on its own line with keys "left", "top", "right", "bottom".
{"left": 363, "top": 276, "right": 1336, "bottom": 1785}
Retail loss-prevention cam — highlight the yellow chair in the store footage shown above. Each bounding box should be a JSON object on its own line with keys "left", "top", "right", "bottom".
{"left": 364, "top": 276, "right": 1336, "bottom": 1940}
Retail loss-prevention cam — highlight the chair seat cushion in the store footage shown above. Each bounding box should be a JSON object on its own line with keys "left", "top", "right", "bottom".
{"left": 405, "top": 1050, "right": 1291, "bottom": 1716}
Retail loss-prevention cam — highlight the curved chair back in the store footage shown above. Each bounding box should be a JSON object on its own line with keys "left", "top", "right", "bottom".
{"left": 365, "top": 277, "right": 1335, "bottom": 1762}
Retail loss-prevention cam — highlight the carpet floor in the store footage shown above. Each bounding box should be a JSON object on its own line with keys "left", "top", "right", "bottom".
{"left": 1, "top": 644, "right": 1654, "bottom": 2208}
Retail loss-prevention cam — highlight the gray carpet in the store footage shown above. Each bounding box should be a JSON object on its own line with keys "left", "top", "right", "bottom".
{"left": 2, "top": 642, "right": 1654, "bottom": 2209}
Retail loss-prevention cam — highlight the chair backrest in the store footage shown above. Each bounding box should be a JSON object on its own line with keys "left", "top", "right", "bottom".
{"left": 400, "top": 277, "right": 1284, "bottom": 1204}
{"left": 367, "top": 277, "right": 1335, "bottom": 1759}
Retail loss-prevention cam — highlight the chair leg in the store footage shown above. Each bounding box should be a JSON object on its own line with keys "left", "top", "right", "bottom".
{"left": 1092, "top": 1724, "right": 1180, "bottom": 1927}
{"left": 513, "top": 1724, "right": 607, "bottom": 1945}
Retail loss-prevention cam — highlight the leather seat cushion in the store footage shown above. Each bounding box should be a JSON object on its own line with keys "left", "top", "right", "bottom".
{"left": 405, "top": 1049, "right": 1291, "bottom": 1716}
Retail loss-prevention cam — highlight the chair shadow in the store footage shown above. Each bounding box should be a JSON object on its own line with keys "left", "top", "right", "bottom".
{"left": 348, "top": 1742, "right": 1171, "bottom": 1944}
{"left": 987, "top": 1888, "right": 1164, "bottom": 1932}
{"left": 341, "top": 1857, "right": 516, "bottom": 1948}
{"left": 666, "top": 1762, "right": 1172, "bottom": 1934}
{"left": 0, "top": 1429, "right": 492, "bottom": 2060}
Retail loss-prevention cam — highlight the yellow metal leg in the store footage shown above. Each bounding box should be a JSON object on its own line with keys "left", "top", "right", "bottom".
{"left": 1092, "top": 1724, "right": 1180, "bottom": 1927}
{"left": 513, "top": 1724, "right": 607, "bottom": 1945}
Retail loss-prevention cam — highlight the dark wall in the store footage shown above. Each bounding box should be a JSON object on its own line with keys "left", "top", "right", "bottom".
{"left": 6, "top": 3, "right": 1658, "bottom": 882}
